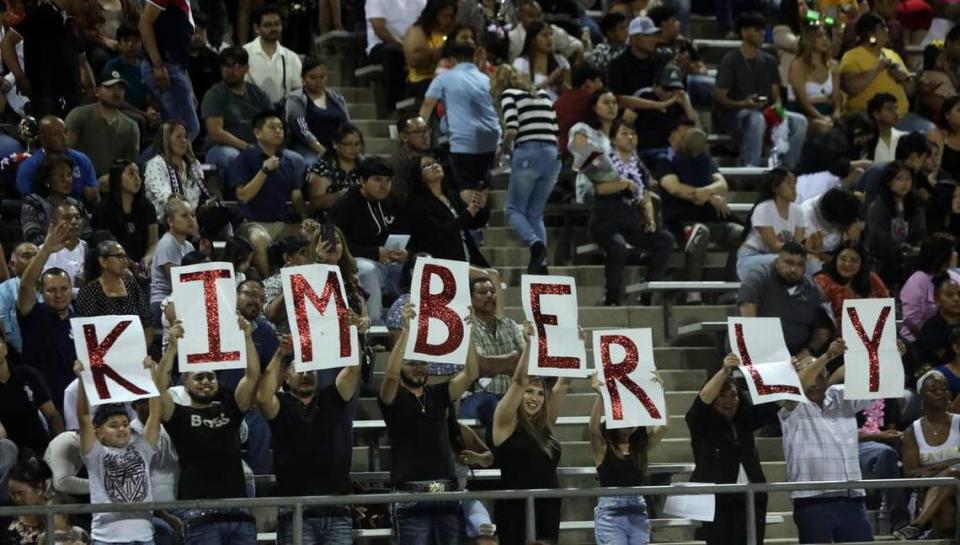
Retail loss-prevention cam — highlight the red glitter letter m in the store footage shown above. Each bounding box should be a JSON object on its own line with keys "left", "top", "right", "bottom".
{"left": 530, "top": 283, "right": 579, "bottom": 369}
{"left": 179, "top": 269, "right": 241, "bottom": 365}
{"left": 414, "top": 264, "right": 464, "bottom": 356}
{"left": 83, "top": 321, "right": 147, "bottom": 400}
{"left": 600, "top": 335, "right": 661, "bottom": 421}
{"left": 734, "top": 323, "right": 801, "bottom": 396}
{"left": 290, "top": 272, "right": 352, "bottom": 363}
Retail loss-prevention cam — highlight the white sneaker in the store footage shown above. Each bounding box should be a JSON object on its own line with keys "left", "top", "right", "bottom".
{"left": 683, "top": 223, "right": 709, "bottom": 253}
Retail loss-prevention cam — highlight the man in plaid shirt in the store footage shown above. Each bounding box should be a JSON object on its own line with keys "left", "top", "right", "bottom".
{"left": 459, "top": 276, "right": 524, "bottom": 431}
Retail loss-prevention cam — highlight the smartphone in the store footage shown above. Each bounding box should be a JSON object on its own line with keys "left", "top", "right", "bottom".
{"left": 755, "top": 95, "right": 769, "bottom": 106}
{"left": 320, "top": 222, "right": 338, "bottom": 254}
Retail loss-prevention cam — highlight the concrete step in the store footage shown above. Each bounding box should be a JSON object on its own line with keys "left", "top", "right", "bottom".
{"left": 480, "top": 245, "right": 732, "bottom": 270}
{"left": 330, "top": 86, "right": 375, "bottom": 103}
{"left": 347, "top": 118, "right": 393, "bottom": 138}
{"left": 346, "top": 102, "right": 377, "bottom": 118}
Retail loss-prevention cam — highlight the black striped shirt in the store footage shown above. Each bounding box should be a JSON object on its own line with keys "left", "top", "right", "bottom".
{"left": 500, "top": 88, "right": 559, "bottom": 146}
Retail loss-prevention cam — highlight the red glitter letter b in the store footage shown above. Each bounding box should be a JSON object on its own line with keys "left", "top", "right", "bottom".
{"left": 414, "top": 264, "right": 464, "bottom": 356}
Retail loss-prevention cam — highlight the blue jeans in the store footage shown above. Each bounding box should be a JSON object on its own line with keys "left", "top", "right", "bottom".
{"left": 391, "top": 500, "right": 461, "bottom": 545}
{"left": 506, "top": 141, "right": 560, "bottom": 246}
{"left": 461, "top": 499, "right": 493, "bottom": 539}
{"left": 686, "top": 74, "right": 716, "bottom": 109}
{"left": 278, "top": 514, "right": 353, "bottom": 545}
{"left": 459, "top": 391, "right": 501, "bottom": 428}
{"left": 859, "top": 441, "right": 910, "bottom": 528}
{"left": 355, "top": 258, "right": 402, "bottom": 326}
{"left": 729, "top": 109, "right": 808, "bottom": 169}
{"left": 205, "top": 145, "right": 242, "bottom": 184}
{"left": 0, "top": 439, "right": 18, "bottom": 505}
{"left": 896, "top": 113, "right": 936, "bottom": 135}
{"left": 140, "top": 61, "right": 200, "bottom": 141}
{"left": 793, "top": 497, "right": 874, "bottom": 543}
{"left": 152, "top": 516, "right": 175, "bottom": 545}
{"left": 594, "top": 495, "right": 650, "bottom": 545}
{"left": 179, "top": 508, "right": 257, "bottom": 545}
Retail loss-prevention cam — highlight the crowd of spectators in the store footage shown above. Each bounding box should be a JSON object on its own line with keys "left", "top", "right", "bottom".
{"left": 2, "top": 0, "right": 960, "bottom": 544}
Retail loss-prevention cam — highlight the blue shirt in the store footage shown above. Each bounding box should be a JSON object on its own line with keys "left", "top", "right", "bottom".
{"left": 424, "top": 63, "right": 501, "bottom": 154}
{"left": 229, "top": 146, "right": 302, "bottom": 222}
{"left": 220, "top": 315, "right": 278, "bottom": 390}
{"left": 16, "top": 148, "right": 98, "bottom": 198}
{"left": 0, "top": 277, "right": 22, "bottom": 351}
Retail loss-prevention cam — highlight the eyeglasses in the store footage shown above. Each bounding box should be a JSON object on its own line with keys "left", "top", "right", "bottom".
{"left": 103, "top": 253, "right": 128, "bottom": 260}
{"left": 238, "top": 290, "right": 265, "bottom": 301}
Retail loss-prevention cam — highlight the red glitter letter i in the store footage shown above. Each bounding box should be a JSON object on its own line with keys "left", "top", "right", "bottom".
{"left": 83, "top": 321, "right": 147, "bottom": 400}
{"left": 734, "top": 323, "right": 801, "bottom": 396}
{"left": 600, "top": 335, "right": 661, "bottom": 421}
{"left": 180, "top": 269, "right": 241, "bottom": 364}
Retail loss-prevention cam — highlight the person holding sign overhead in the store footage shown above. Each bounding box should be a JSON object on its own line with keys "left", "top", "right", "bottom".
{"left": 154, "top": 316, "right": 261, "bottom": 545}
{"left": 686, "top": 353, "right": 768, "bottom": 545}
{"left": 589, "top": 374, "right": 668, "bottom": 545}
{"left": 379, "top": 303, "right": 479, "bottom": 545}
{"left": 257, "top": 334, "right": 363, "bottom": 545}
{"left": 492, "top": 322, "right": 575, "bottom": 545}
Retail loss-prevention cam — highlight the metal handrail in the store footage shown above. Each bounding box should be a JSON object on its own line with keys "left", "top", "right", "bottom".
{"left": 3, "top": 477, "right": 958, "bottom": 544}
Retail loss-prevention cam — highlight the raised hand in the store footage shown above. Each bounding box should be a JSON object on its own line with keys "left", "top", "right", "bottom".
{"left": 722, "top": 353, "right": 740, "bottom": 373}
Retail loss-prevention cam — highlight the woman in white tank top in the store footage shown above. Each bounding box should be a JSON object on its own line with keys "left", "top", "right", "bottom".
{"left": 787, "top": 23, "right": 842, "bottom": 136}
{"left": 895, "top": 371, "right": 960, "bottom": 539}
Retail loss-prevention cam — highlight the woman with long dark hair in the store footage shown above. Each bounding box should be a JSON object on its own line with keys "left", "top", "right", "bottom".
{"left": 91, "top": 159, "right": 158, "bottom": 276}
{"left": 813, "top": 241, "right": 889, "bottom": 322}
{"left": 511, "top": 21, "right": 570, "bottom": 101}
{"left": 736, "top": 168, "right": 806, "bottom": 279}
{"left": 901, "top": 234, "right": 959, "bottom": 342}
{"left": 568, "top": 89, "right": 618, "bottom": 204}
{"left": 492, "top": 323, "right": 573, "bottom": 545}
{"left": 788, "top": 22, "right": 842, "bottom": 135}
{"left": 305, "top": 123, "right": 364, "bottom": 216}
{"left": 403, "top": 0, "right": 458, "bottom": 98}
{"left": 865, "top": 160, "right": 927, "bottom": 286}
{"left": 589, "top": 375, "right": 667, "bottom": 544}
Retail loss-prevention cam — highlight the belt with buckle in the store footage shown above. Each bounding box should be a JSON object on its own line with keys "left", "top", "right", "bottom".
{"left": 399, "top": 480, "right": 458, "bottom": 493}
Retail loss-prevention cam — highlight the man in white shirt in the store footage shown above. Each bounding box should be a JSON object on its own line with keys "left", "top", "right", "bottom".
{"left": 243, "top": 4, "right": 302, "bottom": 104}
{"left": 869, "top": 92, "right": 906, "bottom": 163}
{"left": 507, "top": 0, "right": 583, "bottom": 62}
{"left": 365, "top": 0, "right": 426, "bottom": 111}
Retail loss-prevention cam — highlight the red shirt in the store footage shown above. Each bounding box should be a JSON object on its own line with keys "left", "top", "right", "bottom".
{"left": 814, "top": 271, "right": 890, "bottom": 324}
{"left": 554, "top": 87, "right": 593, "bottom": 155}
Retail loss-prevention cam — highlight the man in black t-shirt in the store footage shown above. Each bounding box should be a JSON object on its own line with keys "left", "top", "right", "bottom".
{"left": 606, "top": 16, "right": 676, "bottom": 123}
{"left": 0, "top": 328, "right": 64, "bottom": 458}
{"left": 257, "top": 335, "right": 363, "bottom": 544}
{"left": 155, "top": 318, "right": 261, "bottom": 545}
{"left": 379, "top": 303, "right": 480, "bottom": 545}
{"left": 633, "top": 64, "right": 697, "bottom": 164}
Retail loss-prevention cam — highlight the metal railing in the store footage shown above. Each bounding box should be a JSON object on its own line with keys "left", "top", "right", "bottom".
{"left": 1, "top": 477, "right": 958, "bottom": 545}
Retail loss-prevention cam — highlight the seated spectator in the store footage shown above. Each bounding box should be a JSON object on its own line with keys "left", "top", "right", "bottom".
{"left": 149, "top": 198, "right": 198, "bottom": 326}
{"left": 737, "top": 168, "right": 806, "bottom": 280}
{"left": 284, "top": 56, "right": 349, "bottom": 166}
{"left": 714, "top": 12, "right": 808, "bottom": 169}
{"left": 916, "top": 273, "right": 960, "bottom": 366}
{"left": 801, "top": 188, "right": 862, "bottom": 266}
{"left": 0, "top": 243, "right": 38, "bottom": 355}
{"left": 263, "top": 236, "right": 311, "bottom": 333}
{"left": 91, "top": 159, "right": 158, "bottom": 276}
{"left": 650, "top": 3, "right": 713, "bottom": 109}
{"left": 42, "top": 203, "right": 88, "bottom": 289}
{"left": 223, "top": 237, "right": 255, "bottom": 285}
{"left": 186, "top": 13, "right": 222, "bottom": 111}
{"left": 0, "top": 0, "right": 94, "bottom": 119}
{"left": 554, "top": 64, "right": 604, "bottom": 156}
{"left": 16, "top": 221, "right": 79, "bottom": 411}
{"left": 72, "top": 0, "right": 140, "bottom": 75}
{"left": 403, "top": 0, "right": 458, "bottom": 99}
{"left": 365, "top": 0, "right": 427, "bottom": 112}
{"left": 927, "top": 182, "right": 960, "bottom": 239}
{"left": 231, "top": 111, "right": 308, "bottom": 278}
{"left": 869, "top": 93, "right": 906, "bottom": 162}
{"left": 5, "top": 458, "right": 53, "bottom": 540}
{"left": 774, "top": 0, "right": 804, "bottom": 95}
{"left": 144, "top": 120, "right": 230, "bottom": 239}
{"left": 658, "top": 122, "right": 743, "bottom": 300}
{"left": 901, "top": 235, "right": 959, "bottom": 342}
{"left": 739, "top": 242, "right": 834, "bottom": 357}
{"left": 102, "top": 25, "right": 153, "bottom": 115}
{"left": 65, "top": 70, "right": 141, "bottom": 180}
{"left": 865, "top": 160, "right": 927, "bottom": 286}
{"left": 507, "top": 0, "right": 583, "bottom": 62}
{"left": 391, "top": 114, "right": 432, "bottom": 200}
{"left": 406, "top": 154, "right": 490, "bottom": 266}
{"left": 840, "top": 0, "right": 907, "bottom": 62}
{"left": 75, "top": 239, "right": 151, "bottom": 343}
{"left": 857, "top": 391, "right": 910, "bottom": 535}
{"left": 419, "top": 42, "right": 501, "bottom": 199}
{"left": 21, "top": 154, "right": 89, "bottom": 246}
{"left": 607, "top": 17, "right": 679, "bottom": 119}
{"left": 588, "top": 12, "right": 628, "bottom": 72}
{"left": 928, "top": 95, "right": 960, "bottom": 182}
{"left": 895, "top": 371, "right": 960, "bottom": 539}
{"left": 856, "top": 130, "right": 932, "bottom": 206}
{"left": 201, "top": 46, "right": 274, "bottom": 175}
{"left": 779, "top": 340, "right": 875, "bottom": 543}
{"left": 813, "top": 241, "right": 889, "bottom": 322}
{"left": 330, "top": 157, "right": 406, "bottom": 326}
{"left": 512, "top": 21, "right": 570, "bottom": 101}
{"left": 43, "top": 430, "right": 89, "bottom": 498}
{"left": 568, "top": 89, "right": 617, "bottom": 204}
{"left": 304, "top": 124, "right": 363, "bottom": 218}
{"left": 633, "top": 64, "right": 698, "bottom": 163}
{"left": 593, "top": 118, "right": 673, "bottom": 305}
{"left": 896, "top": 0, "right": 933, "bottom": 45}
{"left": 0, "top": 327, "right": 63, "bottom": 459}
{"left": 796, "top": 112, "right": 876, "bottom": 191}
{"left": 493, "top": 64, "right": 561, "bottom": 275}
{"left": 307, "top": 225, "right": 371, "bottom": 333}
{"left": 243, "top": 4, "right": 303, "bottom": 105}
{"left": 917, "top": 30, "right": 960, "bottom": 122}
{"left": 788, "top": 21, "right": 843, "bottom": 135}
{"left": 16, "top": 116, "right": 99, "bottom": 206}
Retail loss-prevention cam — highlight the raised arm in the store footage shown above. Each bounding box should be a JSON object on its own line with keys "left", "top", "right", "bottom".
{"left": 492, "top": 322, "right": 532, "bottom": 446}
{"left": 73, "top": 361, "right": 96, "bottom": 456}
{"left": 379, "top": 303, "right": 414, "bottom": 405}
{"left": 257, "top": 336, "right": 290, "bottom": 419}
{"left": 457, "top": 423, "right": 494, "bottom": 468}
{"left": 589, "top": 378, "right": 605, "bottom": 467}
{"left": 142, "top": 357, "right": 163, "bottom": 448}
{"left": 798, "top": 338, "right": 846, "bottom": 388}
{"left": 448, "top": 311, "right": 480, "bottom": 400}
{"left": 335, "top": 313, "right": 364, "bottom": 401}
{"left": 153, "top": 322, "right": 183, "bottom": 422}
{"left": 699, "top": 353, "right": 740, "bottom": 404}
{"left": 234, "top": 316, "right": 262, "bottom": 412}
{"left": 17, "top": 221, "right": 70, "bottom": 316}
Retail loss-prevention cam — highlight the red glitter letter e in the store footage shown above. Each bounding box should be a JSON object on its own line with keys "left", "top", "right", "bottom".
{"left": 179, "top": 269, "right": 241, "bottom": 365}
{"left": 600, "top": 335, "right": 661, "bottom": 420}
{"left": 530, "top": 283, "right": 579, "bottom": 369}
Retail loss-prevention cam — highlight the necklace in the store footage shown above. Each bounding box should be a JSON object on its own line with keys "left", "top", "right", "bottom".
{"left": 926, "top": 418, "right": 949, "bottom": 437}
{"left": 415, "top": 394, "right": 426, "bottom": 415}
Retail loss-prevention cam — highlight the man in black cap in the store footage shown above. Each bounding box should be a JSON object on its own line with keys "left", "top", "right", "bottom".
{"left": 65, "top": 70, "right": 141, "bottom": 180}
{"left": 634, "top": 63, "right": 699, "bottom": 164}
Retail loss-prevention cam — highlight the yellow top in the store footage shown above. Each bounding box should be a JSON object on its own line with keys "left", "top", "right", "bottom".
{"left": 408, "top": 31, "right": 447, "bottom": 83}
{"left": 839, "top": 46, "right": 909, "bottom": 114}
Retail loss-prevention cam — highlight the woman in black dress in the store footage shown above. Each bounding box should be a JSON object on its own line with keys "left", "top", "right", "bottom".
{"left": 686, "top": 353, "right": 768, "bottom": 545}
{"left": 492, "top": 323, "right": 574, "bottom": 545}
